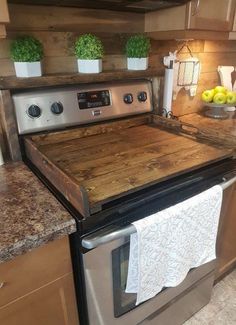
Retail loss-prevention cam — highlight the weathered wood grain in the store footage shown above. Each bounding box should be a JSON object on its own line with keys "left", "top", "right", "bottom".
{"left": 7, "top": 4, "right": 144, "bottom": 33}
{"left": 25, "top": 137, "right": 90, "bottom": 217}
{"left": 25, "top": 116, "right": 234, "bottom": 216}
{"left": 0, "top": 69, "right": 163, "bottom": 89}
{"left": 180, "top": 113, "right": 236, "bottom": 138}
{"left": 83, "top": 143, "right": 233, "bottom": 205}
{"left": 0, "top": 90, "right": 21, "bottom": 161}
{"left": 152, "top": 115, "right": 236, "bottom": 149}
{"left": 31, "top": 114, "right": 151, "bottom": 145}
{"left": 171, "top": 71, "right": 220, "bottom": 117}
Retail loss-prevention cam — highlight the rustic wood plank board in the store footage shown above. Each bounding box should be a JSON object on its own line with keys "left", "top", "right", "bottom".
{"left": 24, "top": 115, "right": 235, "bottom": 216}
{"left": 180, "top": 113, "right": 236, "bottom": 138}
{"left": 0, "top": 90, "right": 21, "bottom": 161}
{"left": 152, "top": 115, "right": 236, "bottom": 148}
{"left": 83, "top": 143, "right": 233, "bottom": 205}
{"left": 0, "top": 69, "right": 163, "bottom": 90}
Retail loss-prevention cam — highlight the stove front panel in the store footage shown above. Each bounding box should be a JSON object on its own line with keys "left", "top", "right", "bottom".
{"left": 13, "top": 80, "right": 152, "bottom": 135}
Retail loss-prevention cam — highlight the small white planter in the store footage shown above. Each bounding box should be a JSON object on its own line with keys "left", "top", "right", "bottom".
{"left": 127, "top": 57, "right": 148, "bottom": 71}
{"left": 77, "top": 59, "right": 102, "bottom": 74}
{"left": 14, "top": 62, "right": 42, "bottom": 78}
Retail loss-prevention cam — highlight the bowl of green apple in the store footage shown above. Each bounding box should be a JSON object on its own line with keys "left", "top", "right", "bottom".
{"left": 201, "top": 86, "right": 235, "bottom": 119}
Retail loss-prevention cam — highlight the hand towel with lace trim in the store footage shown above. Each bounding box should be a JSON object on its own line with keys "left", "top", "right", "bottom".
{"left": 126, "top": 185, "right": 223, "bottom": 305}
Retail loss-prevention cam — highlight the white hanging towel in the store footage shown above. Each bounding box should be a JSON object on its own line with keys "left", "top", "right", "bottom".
{"left": 126, "top": 185, "right": 223, "bottom": 306}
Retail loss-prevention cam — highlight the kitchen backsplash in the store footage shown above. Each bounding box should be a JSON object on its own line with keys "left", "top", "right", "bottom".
{"left": 1, "top": 4, "right": 236, "bottom": 119}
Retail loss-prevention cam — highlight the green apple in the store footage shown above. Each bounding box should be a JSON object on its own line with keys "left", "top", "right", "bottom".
{"left": 201, "top": 89, "right": 215, "bottom": 103}
{"left": 226, "top": 91, "right": 236, "bottom": 105}
{"left": 214, "top": 86, "right": 227, "bottom": 94}
{"left": 213, "top": 92, "right": 227, "bottom": 105}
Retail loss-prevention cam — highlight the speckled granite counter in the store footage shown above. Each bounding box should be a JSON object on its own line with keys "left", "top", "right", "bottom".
{"left": 0, "top": 162, "right": 76, "bottom": 263}
{"left": 180, "top": 112, "right": 236, "bottom": 138}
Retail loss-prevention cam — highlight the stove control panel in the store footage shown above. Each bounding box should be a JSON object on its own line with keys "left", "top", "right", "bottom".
{"left": 13, "top": 80, "right": 152, "bottom": 134}
{"left": 78, "top": 90, "right": 111, "bottom": 109}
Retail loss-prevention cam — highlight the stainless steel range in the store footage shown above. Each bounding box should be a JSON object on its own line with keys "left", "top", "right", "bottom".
{"left": 13, "top": 80, "right": 236, "bottom": 325}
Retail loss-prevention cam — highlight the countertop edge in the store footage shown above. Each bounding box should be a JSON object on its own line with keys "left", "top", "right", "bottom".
{"left": 0, "top": 219, "right": 76, "bottom": 264}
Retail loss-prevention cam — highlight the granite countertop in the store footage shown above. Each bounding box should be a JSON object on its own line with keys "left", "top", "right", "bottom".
{"left": 180, "top": 112, "right": 236, "bottom": 138}
{"left": 0, "top": 162, "right": 76, "bottom": 263}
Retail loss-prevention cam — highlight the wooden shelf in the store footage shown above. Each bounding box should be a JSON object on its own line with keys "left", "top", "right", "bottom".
{"left": 0, "top": 69, "right": 164, "bottom": 90}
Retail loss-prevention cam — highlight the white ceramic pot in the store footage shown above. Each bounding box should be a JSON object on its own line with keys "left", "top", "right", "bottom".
{"left": 77, "top": 59, "right": 102, "bottom": 74}
{"left": 14, "top": 62, "right": 42, "bottom": 78}
{"left": 127, "top": 57, "right": 148, "bottom": 71}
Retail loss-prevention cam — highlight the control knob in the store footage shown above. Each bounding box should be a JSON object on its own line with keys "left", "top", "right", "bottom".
{"left": 51, "top": 102, "right": 64, "bottom": 115}
{"left": 27, "top": 105, "right": 41, "bottom": 118}
{"left": 138, "top": 91, "right": 147, "bottom": 102}
{"left": 124, "top": 93, "right": 133, "bottom": 104}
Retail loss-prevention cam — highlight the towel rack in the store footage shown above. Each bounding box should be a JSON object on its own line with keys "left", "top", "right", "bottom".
{"left": 82, "top": 174, "right": 236, "bottom": 249}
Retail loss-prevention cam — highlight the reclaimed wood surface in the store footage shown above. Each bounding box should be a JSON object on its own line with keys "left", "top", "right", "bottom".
{"left": 24, "top": 115, "right": 235, "bottom": 216}
{"left": 7, "top": 4, "right": 144, "bottom": 32}
{"left": 0, "top": 69, "right": 163, "bottom": 89}
{"left": 0, "top": 90, "right": 21, "bottom": 161}
{"left": 153, "top": 115, "right": 236, "bottom": 149}
{"left": 180, "top": 113, "right": 236, "bottom": 138}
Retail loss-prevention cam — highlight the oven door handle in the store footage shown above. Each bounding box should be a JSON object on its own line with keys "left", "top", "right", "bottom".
{"left": 221, "top": 174, "right": 236, "bottom": 190}
{"left": 82, "top": 175, "right": 236, "bottom": 250}
{"left": 82, "top": 224, "right": 136, "bottom": 250}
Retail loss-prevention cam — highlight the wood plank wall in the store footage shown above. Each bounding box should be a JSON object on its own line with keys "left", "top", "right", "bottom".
{"left": 0, "top": 4, "right": 144, "bottom": 75}
{"left": 147, "top": 39, "right": 236, "bottom": 116}
{"left": 1, "top": 4, "right": 236, "bottom": 119}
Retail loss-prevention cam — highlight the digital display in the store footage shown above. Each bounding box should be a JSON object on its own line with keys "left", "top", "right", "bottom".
{"left": 77, "top": 90, "right": 111, "bottom": 109}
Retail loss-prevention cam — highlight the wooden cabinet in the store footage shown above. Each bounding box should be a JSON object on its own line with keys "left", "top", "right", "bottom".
{"left": 216, "top": 182, "right": 236, "bottom": 280}
{"left": 0, "top": 0, "right": 9, "bottom": 23}
{"left": 0, "top": 24, "right": 6, "bottom": 38}
{"left": 0, "top": 237, "right": 79, "bottom": 325}
{"left": 228, "top": 6, "right": 236, "bottom": 38}
{"left": 145, "top": 0, "right": 236, "bottom": 39}
{"left": 0, "top": 0, "right": 9, "bottom": 38}
{"left": 0, "top": 273, "right": 79, "bottom": 325}
{"left": 187, "top": 0, "right": 236, "bottom": 31}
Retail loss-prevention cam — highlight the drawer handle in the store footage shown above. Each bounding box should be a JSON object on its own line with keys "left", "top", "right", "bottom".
{"left": 0, "top": 282, "right": 5, "bottom": 289}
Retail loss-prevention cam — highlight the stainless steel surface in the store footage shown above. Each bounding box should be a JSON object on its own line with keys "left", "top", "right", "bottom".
{"left": 83, "top": 232, "right": 216, "bottom": 325}
{"left": 13, "top": 80, "right": 152, "bottom": 134}
{"left": 139, "top": 272, "right": 215, "bottom": 325}
{"left": 82, "top": 174, "right": 236, "bottom": 249}
{"left": 221, "top": 175, "right": 236, "bottom": 190}
{"left": 82, "top": 224, "right": 135, "bottom": 249}
{"left": 205, "top": 106, "right": 229, "bottom": 119}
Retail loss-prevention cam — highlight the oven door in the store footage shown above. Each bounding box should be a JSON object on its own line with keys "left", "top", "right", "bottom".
{"left": 81, "top": 174, "right": 236, "bottom": 325}
{"left": 82, "top": 226, "right": 216, "bottom": 325}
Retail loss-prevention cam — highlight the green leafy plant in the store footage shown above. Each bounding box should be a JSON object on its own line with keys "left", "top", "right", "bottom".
{"left": 125, "top": 34, "right": 151, "bottom": 58}
{"left": 10, "top": 36, "right": 43, "bottom": 62}
{"left": 74, "top": 34, "right": 104, "bottom": 60}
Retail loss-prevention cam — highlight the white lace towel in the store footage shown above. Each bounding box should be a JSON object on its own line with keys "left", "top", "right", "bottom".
{"left": 126, "top": 185, "right": 223, "bottom": 306}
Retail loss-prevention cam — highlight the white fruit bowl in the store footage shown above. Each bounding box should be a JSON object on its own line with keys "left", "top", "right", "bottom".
{"left": 202, "top": 102, "right": 234, "bottom": 119}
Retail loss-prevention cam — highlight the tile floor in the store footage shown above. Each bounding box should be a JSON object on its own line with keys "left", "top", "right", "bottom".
{"left": 184, "top": 269, "right": 236, "bottom": 324}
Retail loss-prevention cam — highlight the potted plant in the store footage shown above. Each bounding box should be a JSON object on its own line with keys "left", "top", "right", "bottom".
{"left": 10, "top": 36, "right": 43, "bottom": 78}
{"left": 75, "top": 34, "right": 104, "bottom": 74}
{"left": 125, "top": 34, "right": 151, "bottom": 71}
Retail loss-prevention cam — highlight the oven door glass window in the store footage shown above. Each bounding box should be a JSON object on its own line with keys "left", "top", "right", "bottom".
{"left": 112, "top": 241, "right": 137, "bottom": 317}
